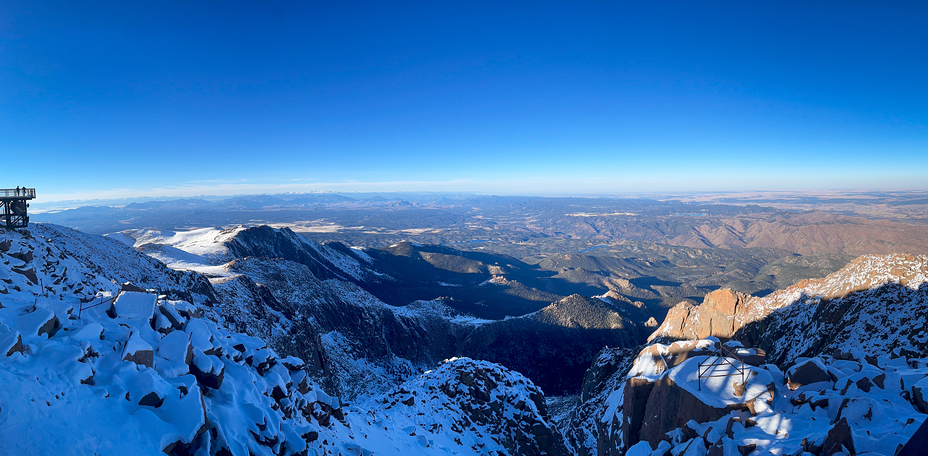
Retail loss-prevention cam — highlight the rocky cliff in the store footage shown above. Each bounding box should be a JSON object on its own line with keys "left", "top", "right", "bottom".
{"left": 564, "top": 253, "right": 928, "bottom": 455}
{"left": 650, "top": 253, "right": 928, "bottom": 364}
{"left": 566, "top": 338, "right": 926, "bottom": 455}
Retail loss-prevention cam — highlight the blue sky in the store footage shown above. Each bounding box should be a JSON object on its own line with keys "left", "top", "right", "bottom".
{"left": 2, "top": 1, "right": 927, "bottom": 202}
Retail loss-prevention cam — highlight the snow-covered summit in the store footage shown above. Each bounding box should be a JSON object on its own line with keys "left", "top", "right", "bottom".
{"left": 108, "top": 227, "right": 245, "bottom": 277}
{"left": 0, "top": 225, "right": 337, "bottom": 455}
{"left": 1, "top": 224, "right": 569, "bottom": 455}
{"left": 111, "top": 225, "right": 382, "bottom": 284}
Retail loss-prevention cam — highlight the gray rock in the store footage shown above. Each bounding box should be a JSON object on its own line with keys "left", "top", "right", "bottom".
{"left": 787, "top": 358, "right": 832, "bottom": 390}
{"left": 821, "top": 417, "right": 856, "bottom": 455}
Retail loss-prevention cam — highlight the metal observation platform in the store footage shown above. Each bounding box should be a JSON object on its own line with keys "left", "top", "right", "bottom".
{"left": 1, "top": 188, "right": 36, "bottom": 228}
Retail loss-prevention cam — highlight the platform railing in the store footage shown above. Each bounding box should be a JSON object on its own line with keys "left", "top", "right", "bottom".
{"left": 78, "top": 295, "right": 118, "bottom": 319}
{"left": 0, "top": 188, "right": 36, "bottom": 198}
{"left": 697, "top": 344, "right": 747, "bottom": 391}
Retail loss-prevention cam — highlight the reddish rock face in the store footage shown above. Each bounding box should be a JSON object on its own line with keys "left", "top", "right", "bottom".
{"left": 649, "top": 254, "right": 928, "bottom": 368}
{"left": 649, "top": 289, "right": 749, "bottom": 342}
{"left": 704, "top": 289, "right": 744, "bottom": 316}
{"left": 622, "top": 377, "right": 656, "bottom": 448}
{"left": 635, "top": 375, "right": 748, "bottom": 447}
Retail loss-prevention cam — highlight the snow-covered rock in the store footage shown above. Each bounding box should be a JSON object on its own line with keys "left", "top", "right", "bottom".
{"left": 0, "top": 323, "right": 23, "bottom": 356}
{"left": 340, "top": 357, "right": 568, "bottom": 456}
{"left": 650, "top": 254, "right": 928, "bottom": 366}
{"left": 1, "top": 224, "right": 571, "bottom": 455}
{"left": 565, "top": 338, "right": 927, "bottom": 456}
{"left": 113, "top": 291, "right": 157, "bottom": 321}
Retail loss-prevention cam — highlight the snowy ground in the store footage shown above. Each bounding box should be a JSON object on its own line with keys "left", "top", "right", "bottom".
{"left": 1, "top": 224, "right": 565, "bottom": 455}
{"left": 108, "top": 227, "right": 243, "bottom": 277}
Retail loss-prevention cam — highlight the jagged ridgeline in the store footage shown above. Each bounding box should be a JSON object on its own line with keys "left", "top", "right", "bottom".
{"left": 0, "top": 225, "right": 565, "bottom": 455}
{"left": 110, "top": 224, "right": 861, "bottom": 397}
{"left": 111, "top": 225, "right": 657, "bottom": 397}
{"left": 4, "top": 222, "right": 928, "bottom": 455}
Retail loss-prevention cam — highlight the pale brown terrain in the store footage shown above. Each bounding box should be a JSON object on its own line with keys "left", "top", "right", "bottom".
{"left": 666, "top": 211, "right": 928, "bottom": 256}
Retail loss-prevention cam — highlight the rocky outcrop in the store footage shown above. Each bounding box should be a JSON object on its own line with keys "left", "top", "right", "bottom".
{"left": 225, "top": 225, "right": 374, "bottom": 282}
{"left": 636, "top": 374, "right": 749, "bottom": 446}
{"left": 377, "top": 358, "right": 568, "bottom": 456}
{"left": 622, "top": 377, "right": 656, "bottom": 448}
{"left": 619, "top": 340, "right": 765, "bottom": 448}
{"left": 569, "top": 335, "right": 926, "bottom": 456}
{"left": 649, "top": 289, "right": 750, "bottom": 342}
{"left": 649, "top": 254, "right": 928, "bottom": 366}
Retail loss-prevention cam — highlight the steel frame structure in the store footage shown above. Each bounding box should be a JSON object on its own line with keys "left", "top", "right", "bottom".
{"left": 1, "top": 188, "right": 35, "bottom": 228}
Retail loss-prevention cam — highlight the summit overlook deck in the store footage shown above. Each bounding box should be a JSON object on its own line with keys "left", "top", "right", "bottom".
{"left": 1, "top": 188, "right": 36, "bottom": 200}
{"left": 1, "top": 187, "right": 35, "bottom": 228}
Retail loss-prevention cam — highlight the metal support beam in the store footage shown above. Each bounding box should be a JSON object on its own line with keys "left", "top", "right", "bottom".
{"left": 0, "top": 188, "right": 36, "bottom": 228}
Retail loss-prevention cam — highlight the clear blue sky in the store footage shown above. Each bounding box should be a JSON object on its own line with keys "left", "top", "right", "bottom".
{"left": 2, "top": 1, "right": 927, "bottom": 202}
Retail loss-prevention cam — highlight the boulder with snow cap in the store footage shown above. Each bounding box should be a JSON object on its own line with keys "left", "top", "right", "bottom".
{"left": 787, "top": 358, "right": 833, "bottom": 390}
{"left": 911, "top": 377, "right": 928, "bottom": 414}
{"left": 113, "top": 290, "right": 158, "bottom": 321}
{"left": 172, "top": 300, "right": 200, "bottom": 320}
{"left": 189, "top": 348, "right": 225, "bottom": 389}
{"left": 821, "top": 417, "right": 856, "bottom": 455}
{"left": 9, "top": 249, "right": 34, "bottom": 264}
{"left": 158, "top": 330, "right": 193, "bottom": 365}
{"left": 0, "top": 323, "right": 23, "bottom": 356}
{"left": 11, "top": 266, "right": 39, "bottom": 285}
{"left": 16, "top": 307, "right": 59, "bottom": 338}
{"left": 122, "top": 331, "right": 154, "bottom": 368}
{"left": 637, "top": 373, "right": 749, "bottom": 447}
{"left": 184, "top": 318, "right": 223, "bottom": 357}
{"left": 157, "top": 301, "right": 186, "bottom": 330}
{"left": 723, "top": 342, "right": 766, "bottom": 366}
{"left": 246, "top": 347, "right": 277, "bottom": 375}
{"left": 160, "top": 388, "right": 210, "bottom": 456}
{"left": 127, "top": 369, "right": 171, "bottom": 408}
{"left": 153, "top": 312, "right": 173, "bottom": 334}
{"left": 291, "top": 370, "right": 311, "bottom": 395}
{"left": 621, "top": 340, "right": 776, "bottom": 449}
{"left": 280, "top": 355, "right": 304, "bottom": 371}
{"left": 634, "top": 339, "right": 718, "bottom": 377}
